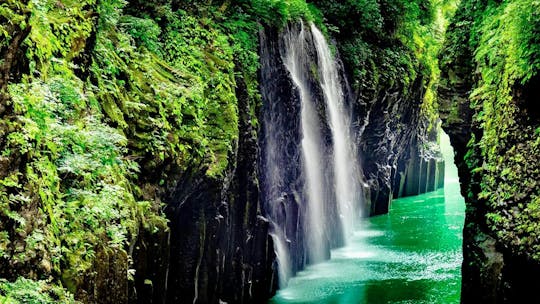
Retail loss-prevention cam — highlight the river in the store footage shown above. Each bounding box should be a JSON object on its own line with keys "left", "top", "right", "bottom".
{"left": 270, "top": 133, "right": 464, "bottom": 304}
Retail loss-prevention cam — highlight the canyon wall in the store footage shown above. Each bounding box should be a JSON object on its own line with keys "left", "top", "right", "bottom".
{"left": 439, "top": 0, "right": 540, "bottom": 302}
{"left": 1, "top": 1, "right": 446, "bottom": 303}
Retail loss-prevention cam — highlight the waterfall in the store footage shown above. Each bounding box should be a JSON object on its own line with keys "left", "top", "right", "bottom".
{"left": 259, "top": 22, "right": 363, "bottom": 288}
{"left": 282, "top": 22, "right": 328, "bottom": 263}
{"left": 269, "top": 232, "right": 292, "bottom": 288}
{"left": 310, "top": 24, "right": 361, "bottom": 240}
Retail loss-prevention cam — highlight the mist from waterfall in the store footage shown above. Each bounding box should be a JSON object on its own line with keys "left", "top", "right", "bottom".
{"left": 259, "top": 22, "right": 364, "bottom": 288}
{"left": 282, "top": 22, "right": 327, "bottom": 264}
{"left": 310, "top": 24, "right": 362, "bottom": 241}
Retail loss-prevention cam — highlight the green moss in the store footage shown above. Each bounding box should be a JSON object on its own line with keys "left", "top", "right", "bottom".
{"left": 3, "top": 0, "right": 497, "bottom": 300}
{"left": 398, "top": 0, "right": 459, "bottom": 126}
{"left": 470, "top": 0, "right": 540, "bottom": 259}
{"left": 3, "top": 73, "right": 167, "bottom": 288}
{"left": 442, "top": 0, "right": 540, "bottom": 259}
{"left": 311, "top": 0, "right": 458, "bottom": 131}
{"left": 1, "top": 0, "right": 288, "bottom": 298}
{"left": 249, "top": 0, "right": 318, "bottom": 26}
{"left": 1, "top": 0, "right": 244, "bottom": 297}
{"left": 0, "top": 277, "right": 78, "bottom": 304}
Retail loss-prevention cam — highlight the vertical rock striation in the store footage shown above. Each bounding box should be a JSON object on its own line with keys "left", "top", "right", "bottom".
{"left": 347, "top": 71, "right": 444, "bottom": 216}
{"left": 131, "top": 73, "right": 276, "bottom": 304}
{"left": 0, "top": 2, "right": 449, "bottom": 302}
{"left": 258, "top": 22, "right": 345, "bottom": 285}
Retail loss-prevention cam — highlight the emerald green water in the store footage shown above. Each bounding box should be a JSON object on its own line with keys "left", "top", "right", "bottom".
{"left": 270, "top": 134, "right": 464, "bottom": 304}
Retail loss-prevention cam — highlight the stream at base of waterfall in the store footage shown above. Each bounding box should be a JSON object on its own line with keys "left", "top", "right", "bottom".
{"left": 269, "top": 133, "right": 464, "bottom": 304}
{"left": 261, "top": 21, "right": 363, "bottom": 287}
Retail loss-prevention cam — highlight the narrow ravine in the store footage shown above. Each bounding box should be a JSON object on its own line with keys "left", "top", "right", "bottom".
{"left": 2, "top": 1, "right": 539, "bottom": 303}
{"left": 270, "top": 133, "right": 464, "bottom": 303}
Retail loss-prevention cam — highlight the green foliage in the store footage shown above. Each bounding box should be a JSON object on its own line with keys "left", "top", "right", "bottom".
{"left": 91, "top": 1, "right": 241, "bottom": 177}
{"left": 442, "top": 0, "right": 540, "bottom": 259}
{"left": 0, "top": 0, "right": 28, "bottom": 47}
{"left": 2, "top": 0, "right": 273, "bottom": 298}
{"left": 311, "top": 0, "right": 383, "bottom": 38}
{"left": 0, "top": 0, "right": 471, "bottom": 300}
{"left": 4, "top": 73, "right": 166, "bottom": 289}
{"left": 161, "top": 9, "right": 239, "bottom": 176}
{"left": 220, "top": 15, "right": 260, "bottom": 95}
{"left": 312, "top": 0, "right": 458, "bottom": 129}
{"left": 119, "top": 15, "right": 162, "bottom": 55}
{"left": 474, "top": 0, "right": 540, "bottom": 91}
{"left": 250, "top": 0, "right": 317, "bottom": 26}
{"left": 0, "top": 277, "right": 78, "bottom": 304}
{"left": 470, "top": 0, "right": 540, "bottom": 259}
{"left": 391, "top": 0, "right": 458, "bottom": 126}
{"left": 312, "top": 0, "right": 402, "bottom": 94}
{"left": 23, "top": 0, "right": 95, "bottom": 74}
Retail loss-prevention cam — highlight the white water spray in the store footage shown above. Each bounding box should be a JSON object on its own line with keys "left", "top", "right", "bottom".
{"left": 311, "top": 24, "right": 361, "bottom": 240}
{"left": 283, "top": 22, "right": 327, "bottom": 263}
{"left": 260, "top": 22, "right": 365, "bottom": 287}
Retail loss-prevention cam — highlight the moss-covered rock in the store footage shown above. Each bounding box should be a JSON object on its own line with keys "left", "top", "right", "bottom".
{"left": 439, "top": 0, "right": 540, "bottom": 302}
{"left": 0, "top": 0, "right": 253, "bottom": 301}
{"left": 1, "top": 0, "right": 316, "bottom": 301}
{"left": 0, "top": 277, "right": 78, "bottom": 304}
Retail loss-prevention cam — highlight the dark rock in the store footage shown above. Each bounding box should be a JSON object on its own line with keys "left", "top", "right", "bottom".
{"left": 129, "top": 226, "right": 170, "bottom": 304}
{"left": 76, "top": 248, "right": 129, "bottom": 304}
{"left": 356, "top": 75, "right": 442, "bottom": 215}
{"left": 258, "top": 23, "right": 310, "bottom": 276}
{"left": 436, "top": 160, "right": 445, "bottom": 190}
{"left": 128, "top": 20, "right": 448, "bottom": 303}
{"left": 132, "top": 61, "right": 277, "bottom": 304}
{"left": 438, "top": 1, "right": 540, "bottom": 301}
{"left": 0, "top": 7, "right": 30, "bottom": 106}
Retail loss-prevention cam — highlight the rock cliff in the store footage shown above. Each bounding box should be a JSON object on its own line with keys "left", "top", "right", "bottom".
{"left": 0, "top": 1, "right": 448, "bottom": 303}
{"left": 439, "top": 0, "right": 540, "bottom": 302}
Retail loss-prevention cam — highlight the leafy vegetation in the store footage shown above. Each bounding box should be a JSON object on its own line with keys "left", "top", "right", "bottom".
{"left": 0, "top": 0, "right": 327, "bottom": 299}
{"left": 440, "top": 0, "right": 540, "bottom": 259}
{"left": 311, "top": 0, "right": 457, "bottom": 127}
{"left": 0, "top": 277, "right": 77, "bottom": 304}
{"left": 9, "top": 0, "right": 527, "bottom": 301}
{"left": 472, "top": 0, "right": 540, "bottom": 258}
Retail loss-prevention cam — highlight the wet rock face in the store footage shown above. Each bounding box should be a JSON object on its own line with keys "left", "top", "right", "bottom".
{"left": 166, "top": 78, "right": 275, "bottom": 304}
{"left": 129, "top": 225, "right": 170, "bottom": 304}
{"left": 394, "top": 147, "right": 445, "bottom": 198}
{"left": 129, "top": 22, "right": 445, "bottom": 303}
{"left": 76, "top": 248, "right": 129, "bottom": 304}
{"left": 130, "top": 67, "right": 276, "bottom": 304}
{"left": 0, "top": 4, "right": 30, "bottom": 107}
{"left": 258, "top": 23, "right": 336, "bottom": 276}
{"left": 258, "top": 25, "right": 307, "bottom": 275}
{"left": 355, "top": 77, "right": 444, "bottom": 216}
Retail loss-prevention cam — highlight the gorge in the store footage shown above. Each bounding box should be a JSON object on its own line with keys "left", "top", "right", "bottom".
{"left": 271, "top": 132, "right": 464, "bottom": 304}
{"left": 1, "top": 0, "right": 539, "bottom": 303}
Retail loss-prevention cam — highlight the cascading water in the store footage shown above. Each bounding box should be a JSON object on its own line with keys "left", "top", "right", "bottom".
{"left": 258, "top": 27, "right": 295, "bottom": 288}
{"left": 259, "top": 22, "right": 363, "bottom": 288}
{"left": 310, "top": 24, "right": 362, "bottom": 240}
{"left": 282, "top": 22, "right": 328, "bottom": 264}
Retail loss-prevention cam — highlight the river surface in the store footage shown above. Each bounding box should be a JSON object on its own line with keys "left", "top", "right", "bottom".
{"left": 270, "top": 135, "right": 465, "bottom": 304}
